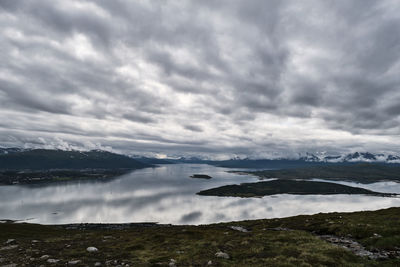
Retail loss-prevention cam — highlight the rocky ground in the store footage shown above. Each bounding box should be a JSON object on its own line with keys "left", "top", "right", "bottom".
{"left": 0, "top": 207, "right": 399, "bottom": 266}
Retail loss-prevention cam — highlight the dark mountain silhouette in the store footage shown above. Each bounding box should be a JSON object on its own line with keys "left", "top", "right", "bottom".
{"left": 0, "top": 149, "right": 152, "bottom": 170}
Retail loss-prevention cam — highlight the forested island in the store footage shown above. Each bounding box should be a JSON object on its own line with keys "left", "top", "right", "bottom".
{"left": 190, "top": 174, "right": 212, "bottom": 179}
{"left": 197, "top": 179, "right": 397, "bottom": 198}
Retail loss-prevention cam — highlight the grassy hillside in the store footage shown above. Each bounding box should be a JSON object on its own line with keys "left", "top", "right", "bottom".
{"left": 0, "top": 208, "right": 399, "bottom": 266}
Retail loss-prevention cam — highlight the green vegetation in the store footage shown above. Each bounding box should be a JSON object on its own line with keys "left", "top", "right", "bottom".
{"left": 0, "top": 208, "right": 399, "bottom": 266}
{"left": 197, "top": 179, "right": 396, "bottom": 197}
{"left": 190, "top": 174, "right": 212, "bottom": 179}
{"left": 248, "top": 164, "right": 400, "bottom": 183}
{"left": 0, "top": 169, "right": 131, "bottom": 185}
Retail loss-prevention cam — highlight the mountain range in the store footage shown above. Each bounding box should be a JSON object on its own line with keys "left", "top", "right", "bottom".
{"left": 141, "top": 152, "right": 400, "bottom": 164}
{"left": 0, "top": 148, "right": 152, "bottom": 170}
{"left": 2, "top": 148, "right": 400, "bottom": 171}
{"left": 298, "top": 152, "right": 400, "bottom": 163}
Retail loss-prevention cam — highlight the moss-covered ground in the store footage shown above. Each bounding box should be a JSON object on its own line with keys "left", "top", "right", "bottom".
{"left": 0, "top": 207, "right": 399, "bottom": 266}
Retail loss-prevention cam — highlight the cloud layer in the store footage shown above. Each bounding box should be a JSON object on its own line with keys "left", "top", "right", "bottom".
{"left": 1, "top": 0, "right": 400, "bottom": 158}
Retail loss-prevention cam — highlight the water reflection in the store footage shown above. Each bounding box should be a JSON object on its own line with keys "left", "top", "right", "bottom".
{"left": 311, "top": 178, "right": 400, "bottom": 194}
{"left": 0, "top": 164, "right": 399, "bottom": 225}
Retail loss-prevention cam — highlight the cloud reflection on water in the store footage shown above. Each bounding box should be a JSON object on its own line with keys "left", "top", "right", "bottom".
{"left": 0, "top": 164, "right": 399, "bottom": 225}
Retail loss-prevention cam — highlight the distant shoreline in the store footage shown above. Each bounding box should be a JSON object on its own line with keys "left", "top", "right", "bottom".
{"left": 0, "top": 167, "right": 153, "bottom": 186}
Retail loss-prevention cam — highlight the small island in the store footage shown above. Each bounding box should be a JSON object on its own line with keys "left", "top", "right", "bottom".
{"left": 197, "top": 179, "right": 397, "bottom": 197}
{"left": 190, "top": 174, "right": 212, "bottom": 179}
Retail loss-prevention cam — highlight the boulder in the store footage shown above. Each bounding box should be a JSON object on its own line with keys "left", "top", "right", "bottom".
{"left": 229, "top": 226, "right": 249, "bottom": 232}
{"left": 87, "top": 246, "right": 99, "bottom": 253}
{"left": 169, "top": 259, "right": 177, "bottom": 267}
{"left": 215, "top": 251, "right": 229, "bottom": 259}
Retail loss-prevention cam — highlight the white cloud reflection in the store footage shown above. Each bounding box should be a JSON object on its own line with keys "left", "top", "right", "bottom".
{"left": 0, "top": 164, "right": 399, "bottom": 224}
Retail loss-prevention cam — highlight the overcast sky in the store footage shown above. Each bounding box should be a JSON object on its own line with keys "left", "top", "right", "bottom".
{"left": 1, "top": 0, "right": 400, "bottom": 158}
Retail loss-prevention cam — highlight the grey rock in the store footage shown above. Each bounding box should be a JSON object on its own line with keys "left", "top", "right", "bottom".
{"left": 373, "top": 233, "right": 382, "bottom": 238}
{"left": 87, "top": 246, "right": 99, "bottom": 253}
{"left": 215, "top": 251, "right": 229, "bottom": 259}
{"left": 229, "top": 226, "right": 249, "bottom": 232}
{"left": 319, "top": 234, "right": 392, "bottom": 259}
{"left": 0, "top": 245, "right": 18, "bottom": 251}
{"left": 47, "top": 259, "right": 60, "bottom": 264}
{"left": 169, "top": 259, "right": 177, "bottom": 267}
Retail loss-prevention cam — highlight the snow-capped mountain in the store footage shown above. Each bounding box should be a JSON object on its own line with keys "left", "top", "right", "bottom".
{"left": 2, "top": 147, "right": 400, "bottom": 164}
{"left": 299, "top": 152, "right": 400, "bottom": 163}
{"left": 299, "top": 152, "right": 321, "bottom": 162}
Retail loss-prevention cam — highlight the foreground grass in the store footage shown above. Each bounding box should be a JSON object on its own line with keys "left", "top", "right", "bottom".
{"left": 0, "top": 208, "right": 399, "bottom": 266}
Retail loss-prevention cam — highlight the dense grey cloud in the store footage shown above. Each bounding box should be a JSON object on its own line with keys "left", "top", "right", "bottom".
{"left": 1, "top": 0, "right": 400, "bottom": 158}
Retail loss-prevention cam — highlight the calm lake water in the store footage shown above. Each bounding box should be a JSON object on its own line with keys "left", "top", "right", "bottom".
{"left": 0, "top": 164, "right": 399, "bottom": 225}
